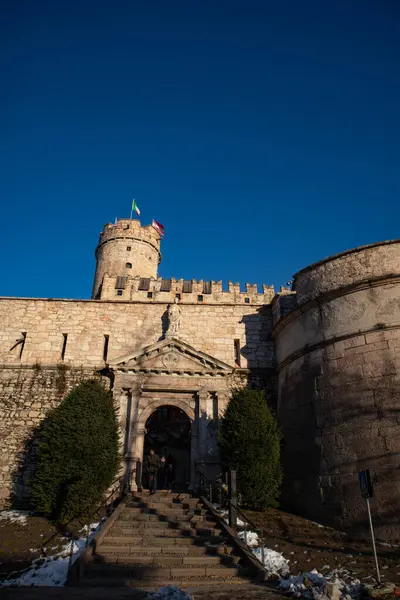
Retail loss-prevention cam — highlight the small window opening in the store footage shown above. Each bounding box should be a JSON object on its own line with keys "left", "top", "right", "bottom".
{"left": 182, "top": 280, "right": 192, "bottom": 293}
{"left": 117, "top": 290, "right": 123, "bottom": 296}
{"left": 19, "top": 332, "right": 27, "bottom": 359}
{"left": 126, "top": 262, "right": 132, "bottom": 269}
{"left": 115, "top": 276, "right": 127, "bottom": 289}
{"left": 197, "top": 295, "right": 203, "bottom": 302}
{"left": 61, "top": 333, "right": 68, "bottom": 361}
{"left": 103, "top": 335, "right": 109, "bottom": 361}
{"left": 139, "top": 278, "right": 150, "bottom": 291}
{"left": 147, "top": 292, "right": 153, "bottom": 298}
{"left": 245, "top": 297, "right": 250, "bottom": 304}
{"left": 160, "top": 279, "right": 171, "bottom": 292}
{"left": 234, "top": 339, "right": 241, "bottom": 367}
{"left": 175, "top": 293, "right": 181, "bottom": 300}
{"left": 127, "top": 246, "right": 131, "bottom": 251}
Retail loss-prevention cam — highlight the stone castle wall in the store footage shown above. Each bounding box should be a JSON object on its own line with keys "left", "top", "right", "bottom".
{"left": 273, "top": 240, "right": 400, "bottom": 539}
{"left": 0, "top": 298, "right": 274, "bottom": 369}
{"left": 92, "top": 220, "right": 161, "bottom": 299}
{"left": 0, "top": 296, "right": 274, "bottom": 506}
{"left": 101, "top": 275, "right": 276, "bottom": 304}
{"left": 0, "top": 365, "right": 106, "bottom": 505}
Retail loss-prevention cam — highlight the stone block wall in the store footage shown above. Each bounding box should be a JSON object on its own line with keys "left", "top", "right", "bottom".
{"left": 0, "top": 365, "right": 105, "bottom": 506}
{"left": 0, "top": 298, "right": 274, "bottom": 370}
{"left": 274, "top": 240, "right": 400, "bottom": 540}
{"left": 101, "top": 275, "right": 276, "bottom": 305}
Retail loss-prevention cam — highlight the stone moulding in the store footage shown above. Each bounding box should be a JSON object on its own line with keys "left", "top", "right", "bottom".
{"left": 274, "top": 323, "right": 400, "bottom": 373}
{"left": 272, "top": 273, "right": 400, "bottom": 336}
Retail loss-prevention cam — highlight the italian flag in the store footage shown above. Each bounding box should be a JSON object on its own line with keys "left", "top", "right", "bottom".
{"left": 132, "top": 199, "right": 140, "bottom": 216}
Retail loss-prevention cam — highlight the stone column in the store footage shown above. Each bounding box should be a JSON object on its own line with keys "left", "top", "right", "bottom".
{"left": 134, "top": 426, "right": 146, "bottom": 490}
{"left": 126, "top": 389, "right": 142, "bottom": 492}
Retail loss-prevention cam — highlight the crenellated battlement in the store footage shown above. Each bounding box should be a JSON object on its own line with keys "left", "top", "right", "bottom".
{"left": 100, "top": 274, "right": 275, "bottom": 305}
{"left": 97, "top": 219, "right": 161, "bottom": 254}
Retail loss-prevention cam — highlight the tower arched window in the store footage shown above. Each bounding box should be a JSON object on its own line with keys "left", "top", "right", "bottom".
{"left": 126, "top": 262, "right": 132, "bottom": 269}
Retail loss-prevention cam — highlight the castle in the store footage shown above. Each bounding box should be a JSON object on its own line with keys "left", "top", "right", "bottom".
{"left": 0, "top": 219, "right": 399, "bottom": 540}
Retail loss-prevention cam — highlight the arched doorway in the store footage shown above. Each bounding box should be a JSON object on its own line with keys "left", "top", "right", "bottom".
{"left": 143, "top": 405, "right": 191, "bottom": 491}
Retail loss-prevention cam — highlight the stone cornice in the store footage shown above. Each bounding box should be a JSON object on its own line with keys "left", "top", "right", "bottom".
{"left": 272, "top": 273, "right": 400, "bottom": 338}
{"left": 276, "top": 323, "right": 400, "bottom": 373}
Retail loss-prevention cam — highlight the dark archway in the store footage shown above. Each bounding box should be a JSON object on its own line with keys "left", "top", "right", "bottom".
{"left": 143, "top": 405, "right": 191, "bottom": 491}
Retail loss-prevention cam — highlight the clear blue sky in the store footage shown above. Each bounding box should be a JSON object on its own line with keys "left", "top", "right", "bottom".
{"left": 1, "top": 0, "right": 399, "bottom": 299}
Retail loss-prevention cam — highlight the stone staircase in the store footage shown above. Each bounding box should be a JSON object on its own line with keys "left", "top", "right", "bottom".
{"left": 78, "top": 490, "right": 252, "bottom": 587}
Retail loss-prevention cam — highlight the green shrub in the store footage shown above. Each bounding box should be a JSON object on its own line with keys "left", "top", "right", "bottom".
{"left": 219, "top": 387, "right": 282, "bottom": 509}
{"left": 30, "top": 379, "right": 119, "bottom": 523}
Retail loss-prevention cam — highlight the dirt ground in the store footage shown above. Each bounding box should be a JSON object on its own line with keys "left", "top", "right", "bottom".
{"left": 243, "top": 507, "right": 400, "bottom": 586}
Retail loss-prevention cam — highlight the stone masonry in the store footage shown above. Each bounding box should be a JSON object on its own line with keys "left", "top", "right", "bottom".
{"left": 0, "top": 220, "right": 399, "bottom": 540}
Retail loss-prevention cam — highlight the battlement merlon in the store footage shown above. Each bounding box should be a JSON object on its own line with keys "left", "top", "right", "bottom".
{"left": 96, "top": 220, "right": 161, "bottom": 259}
{"left": 100, "top": 275, "right": 275, "bottom": 304}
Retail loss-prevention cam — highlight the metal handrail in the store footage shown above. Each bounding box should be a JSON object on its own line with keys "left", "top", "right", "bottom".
{"left": 226, "top": 499, "right": 267, "bottom": 568}
{"left": 196, "top": 469, "right": 268, "bottom": 570}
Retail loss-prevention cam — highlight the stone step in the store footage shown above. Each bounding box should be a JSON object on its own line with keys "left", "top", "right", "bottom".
{"left": 118, "top": 513, "right": 194, "bottom": 522}
{"left": 84, "top": 563, "right": 248, "bottom": 580}
{"left": 100, "top": 542, "right": 234, "bottom": 556}
{"left": 94, "top": 553, "right": 240, "bottom": 567}
{"left": 77, "top": 576, "right": 250, "bottom": 587}
{"left": 123, "top": 506, "right": 202, "bottom": 516}
{"left": 126, "top": 502, "right": 205, "bottom": 512}
{"left": 102, "top": 535, "right": 228, "bottom": 547}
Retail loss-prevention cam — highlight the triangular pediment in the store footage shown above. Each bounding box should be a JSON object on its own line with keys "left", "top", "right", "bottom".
{"left": 109, "top": 337, "right": 233, "bottom": 375}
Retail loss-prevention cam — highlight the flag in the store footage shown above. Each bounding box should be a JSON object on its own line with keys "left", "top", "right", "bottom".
{"left": 132, "top": 199, "right": 140, "bottom": 216}
{"left": 152, "top": 219, "right": 165, "bottom": 236}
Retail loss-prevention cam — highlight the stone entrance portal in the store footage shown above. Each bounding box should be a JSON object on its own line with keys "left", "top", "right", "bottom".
{"left": 109, "top": 336, "right": 237, "bottom": 492}
{"left": 143, "top": 405, "right": 191, "bottom": 490}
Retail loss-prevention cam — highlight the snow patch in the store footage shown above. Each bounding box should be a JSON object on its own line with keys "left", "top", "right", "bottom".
{"left": 0, "top": 522, "right": 101, "bottom": 587}
{"left": 279, "top": 568, "right": 361, "bottom": 599}
{"left": 253, "top": 547, "right": 290, "bottom": 576}
{"left": 147, "top": 586, "right": 193, "bottom": 600}
{"left": 0, "top": 510, "right": 30, "bottom": 525}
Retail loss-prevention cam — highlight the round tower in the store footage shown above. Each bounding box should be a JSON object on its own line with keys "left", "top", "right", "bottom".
{"left": 92, "top": 219, "right": 161, "bottom": 299}
{"left": 274, "top": 239, "right": 400, "bottom": 540}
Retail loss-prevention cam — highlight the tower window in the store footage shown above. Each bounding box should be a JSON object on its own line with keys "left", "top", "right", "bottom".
{"left": 197, "top": 295, "right": 203, "bottom": 302}
{"left": 245, "top": 297, "right": 250, "bottom": 304}
{"left": 139, "top": 278, "right": 150, "bottom": 291}
{"left": 160, "top": 279, "right": 171, "bottom": 292}
{"left": 175, "top": 293, "right": 181, "bottom": 300}
{"left": 127, "top": 246, "right": 131, "bottom": 251}
{"left": 125, "top": 262, "right": 132, "bottom": 269}
{"left": 182, "top": 280, "right": 192, "bottom": 293}
{"left": 234, "top": 339, "right": 241, "bottom": 367}
{"left": 147, "top": 292, "right": 153, "bottom": 299}
{"left": 115, "top": 276, "right": 127, "bottom": 289}
{"left": 117, "top": 290, "right": 123, "bottom": 296}
{"left": 61, "top": 334, "right": 68, "bottom": 361}
{"left": 103, "top": 335, "right": 109, "bottom": 361}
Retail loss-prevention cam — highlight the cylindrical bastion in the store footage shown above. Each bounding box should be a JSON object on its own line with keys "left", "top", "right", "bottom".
{"left": 274, "top": 240, "right": 400, "bottom": 540}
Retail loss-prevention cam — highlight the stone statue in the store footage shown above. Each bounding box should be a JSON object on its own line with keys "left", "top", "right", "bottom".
{"left": 166, "top": 298, "right": 181, "bottom": 337}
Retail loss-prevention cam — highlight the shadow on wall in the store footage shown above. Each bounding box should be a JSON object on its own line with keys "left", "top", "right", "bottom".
{"left": 240, "top": 306, "right": 277, "bottom": 410}
{"left": 11, "top": 414, "right": 53, "bottom": 510}
{"left": 279, "top": 347, "right": 400, "bottom": 540}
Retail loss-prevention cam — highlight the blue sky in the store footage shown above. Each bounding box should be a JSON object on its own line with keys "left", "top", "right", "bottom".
{"left": 1, "top": 0, "right": 399, "bottom": 299}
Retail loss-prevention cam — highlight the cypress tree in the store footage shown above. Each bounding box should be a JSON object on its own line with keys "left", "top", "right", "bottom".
{"left": 30, "top": 379, "right": 119, "bottom": 523}
{"left": 219, "top": 388, "right": 282, "bottom": 509}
